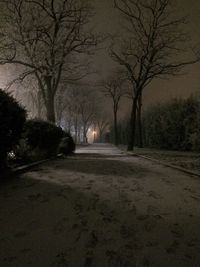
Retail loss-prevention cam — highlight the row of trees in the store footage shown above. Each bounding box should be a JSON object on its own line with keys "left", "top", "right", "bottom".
{"left": 108, "top": 96, "right": 200, "bottom": 152}
{"left": 101, "top": 70, "right": 128, "bottom": 145}
{"left": 55, "top": 86, "right": 109, "bottom": 143}
{"left": 0, "top": 0, "right": 199, "bottom": 149}
{"left": 107, "top": 0, "right": 199, "bottom": 150}
{"left": 0, "top": 0, "right": 110, "bottom": 144}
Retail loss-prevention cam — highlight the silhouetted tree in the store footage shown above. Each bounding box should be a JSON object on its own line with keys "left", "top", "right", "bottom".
{"left": 78, "top": 88, "right": 97, "bottom": 143}
{"left": 59, "top": 86, "right": 97, "bottom": 143}
{"left": 95, "top": 112, "right": 109, "bottom": 143}
{"left": 0, "top": 0, "right": 98, "bottom": 123}
{"left": 136, "top": 94, "right": 143, "bottom": 148}
{"left": 102, "top": 71, "right": 126, "bottom": 145}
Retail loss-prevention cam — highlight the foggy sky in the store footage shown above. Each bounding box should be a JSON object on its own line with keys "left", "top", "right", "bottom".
{"left": 93, "top": 0, "right": 200, "bottom": 112}
{"left": 0, "top": 0, "right": 199, "bottom": 117}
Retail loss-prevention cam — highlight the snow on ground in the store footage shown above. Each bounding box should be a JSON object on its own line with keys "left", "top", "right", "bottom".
{"left": 76, "top": 143, "right": 124, "bottom": 156}
{"left": 0, "top": 144, "right": 200, "bottom": 266}
{"left": 131, "top": 147, "right": 200, "bottom": 173}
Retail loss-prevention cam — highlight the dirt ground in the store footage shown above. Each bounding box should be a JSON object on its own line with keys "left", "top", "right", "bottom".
{"left": 0, "top": 143, "right": 200, "bottom": 267}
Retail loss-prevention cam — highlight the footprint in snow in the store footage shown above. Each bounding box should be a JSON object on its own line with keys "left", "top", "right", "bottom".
{"left": 166, "top": 240, "right": 179, "bottom": 254}
{"left": 148, "top": 191, "right": 162, "bottom": 199}
{"left": 170, "top": 223, "right": 184, "bottom": 238}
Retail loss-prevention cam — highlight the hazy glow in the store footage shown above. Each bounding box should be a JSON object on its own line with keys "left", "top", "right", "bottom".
{"left": 87, "top": 128, "right": 98, "bottom": 143}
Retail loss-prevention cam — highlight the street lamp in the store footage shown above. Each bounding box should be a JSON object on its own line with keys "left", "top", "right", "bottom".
{"left": 93, "top": 130, "right": 96, "bottom": 143}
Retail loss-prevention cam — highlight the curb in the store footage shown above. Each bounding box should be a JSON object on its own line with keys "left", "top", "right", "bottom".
{"left": 12, "top": 156, "right": 61, "bottom": 175}
{"left": 130, "top": 153, "right": 200, "bottom": 178}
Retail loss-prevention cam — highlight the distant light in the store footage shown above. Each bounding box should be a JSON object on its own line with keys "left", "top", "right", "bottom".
{"left": 93, "top": 131, "right": 96, "bottom": 135}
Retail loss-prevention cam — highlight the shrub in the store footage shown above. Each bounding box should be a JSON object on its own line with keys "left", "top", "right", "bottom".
{"left": 15, "top": 119, "right": 63, "bottom": 161}
{"left": 58, "top": 132, "right": 76, "bottom": 155}
{"left": 0, "top": 89, "right": 26, "bottom": 169}
{"left": 143, "top": 96, "right": 200, "bottom": 151}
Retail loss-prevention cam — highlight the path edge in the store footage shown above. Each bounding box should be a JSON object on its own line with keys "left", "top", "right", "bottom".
{"left": 125, "top": 151, "right": 200, "bottom": 178}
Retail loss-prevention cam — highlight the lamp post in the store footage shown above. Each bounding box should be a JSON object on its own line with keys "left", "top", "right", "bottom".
{"left": 93, "top": 130, "right": 96, "bottom": 143}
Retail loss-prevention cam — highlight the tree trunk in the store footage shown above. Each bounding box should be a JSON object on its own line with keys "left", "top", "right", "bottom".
{"left": 46, "top": 94, "right": 56, "bottom": 123}
{"left": 67, "top": 120, "right": 72, "bottom": 133}
{"left": 77, "top": 125, "right": 81, "bottom": 143}
{"left": 83, "top": 125, "right": 88, "bottom": 143}
{"left": 45, "top": 75, "right": 56, "bottom": 124}
{"left": 137, "top": 94, "right": 143, "bottom": 148}
{"left": 37, "top": 90, "right": 43, "bottom": 119}
{"left": 114, "top": 110, "right": 118, "bottom": 146}
{"left": 99, "top": 131, "right": 103, "bottom": 143}
{"left": 74, "top": 118, "right": 78, "bottom": 144}
{"left": 127, "top": 97, "right": 137, "bottom": 151}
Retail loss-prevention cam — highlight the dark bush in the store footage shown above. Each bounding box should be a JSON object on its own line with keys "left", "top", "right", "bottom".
{"left": 15, "top": 119, "right": 63, "bottom": 161}
{"left": 143, "top": 96, "right": 200, "bottom": 151}
{"left": 0, "top": 89, "right": 26, "bottom": 169}
{"left": 58, "top": 132, "right": 76, "bottom": 155}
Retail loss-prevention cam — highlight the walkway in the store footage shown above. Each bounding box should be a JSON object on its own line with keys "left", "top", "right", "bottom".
{"left": 0, "top": 144, "right": 200, "bottom": 266}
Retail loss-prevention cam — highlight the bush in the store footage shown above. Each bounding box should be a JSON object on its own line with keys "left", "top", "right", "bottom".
{"left": 143, "top": 96, "right": 200, "bottom": 151}
{"left": 15, "top": 120, "right": 63, "bottom": 161}
{"left": 58, "top": 132, "right": 76, "bottom": 155}
{"left": 0, "top": 89, "right": 26, "bottom": 169}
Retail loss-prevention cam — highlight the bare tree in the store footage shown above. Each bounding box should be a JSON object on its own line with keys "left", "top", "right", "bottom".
{"left": 95, "top": 116, "right": 109, "bottom": 143}
{"left": 102, "top": 71, "right": 126, "bottom": 145}
{"left": 111, "top": 0, "right": 199, "bottom": 150}
{"left": 63, "top": 86, "right": 81, "bottom": 142}
{"left": 55, "top": 86, "right": 69, "bottom": 126}
{"left": 23, "top": 78, "right": 45, "bottom": 119}
{"left": 7, "top": 73, "right": 45, "bottom": 119}
{"left": 77, "top": 87, "right": 97, "bottom": 143}
{"left": 0, "top": 0, "right": 99, "bottom": 123}
{"left": 59, "top": 86, "right": 97, "bottom": 143}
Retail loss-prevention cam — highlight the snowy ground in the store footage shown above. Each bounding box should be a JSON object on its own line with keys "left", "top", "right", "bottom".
{"left": 122, "top": 146, "right": 200, "bottom": 173}
{"left": 0, "top": 143, "right": 200, "bottom": 266}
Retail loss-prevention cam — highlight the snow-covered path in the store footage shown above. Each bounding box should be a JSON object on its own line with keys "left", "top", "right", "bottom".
{"left": 76, "top": 143, "right": 124, "bottom": 155}
{"left": 0, "top": 144, "right": 200, "bottom": 266}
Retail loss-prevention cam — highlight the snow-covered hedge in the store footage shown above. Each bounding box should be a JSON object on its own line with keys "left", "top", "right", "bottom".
{"left": 15, "top": 119, "right": 63, "bottom": 161}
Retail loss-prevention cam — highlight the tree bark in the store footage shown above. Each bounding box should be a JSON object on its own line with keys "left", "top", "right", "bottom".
{"left": 74, "top": 118, "right": 78, "bottom": 144}
{"left": 137, "top": 94, "right": 143, "bottom": 148}
{"left": 46, "top": 93, "right": 56, "bottom": 123}
{"left": 127, "top": 97, "right": 138, "bottom": 151}
{"left": 45, "top": 76, "right": 56, "bottom": 123}
{"left": 114, "top": 109, "right": 118, "bottom": 146}
{"left": 37, "top": 91, "right": 43, "bottom": 119}
{"left": 99, "top": 132, "right": 102, "bottom": 143}
{"left": 77, "top": 125, "right": 81, "bottom": 143}
{"left": 83, "top": 125, "right": 88, "bottom": 143}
